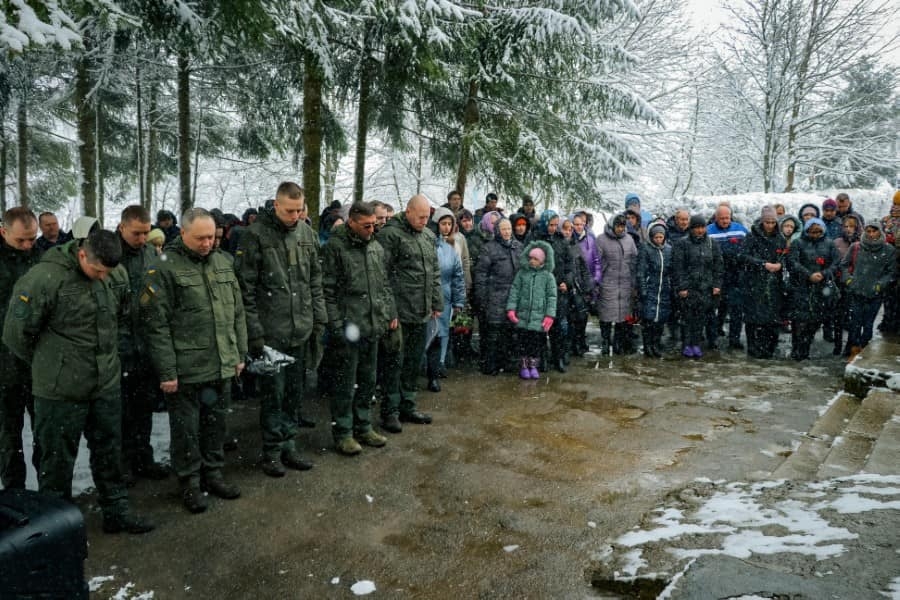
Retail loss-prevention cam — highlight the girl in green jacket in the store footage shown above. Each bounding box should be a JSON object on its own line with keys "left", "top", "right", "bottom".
{"left": 506, "top": 241, "right": 557, "bottom": 379}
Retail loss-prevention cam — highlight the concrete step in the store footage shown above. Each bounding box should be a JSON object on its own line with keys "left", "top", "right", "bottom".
{"left": 817, "top": 391, "right": 898, "bottom": 479}
{"left": 772, "top": 392, "right": 859, "bottom": 480}
{"left": 863, "top": 394, "right": 900, "bottom": 475}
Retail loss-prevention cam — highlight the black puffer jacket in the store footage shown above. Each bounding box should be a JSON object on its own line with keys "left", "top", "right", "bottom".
{"left": 671, "top": 231, "right": 723, "bottom": 308}
{"left": 786, "top": 231, "right": 840, "bottom": 322}
{"left": 741, "top": 220, "right": 787, "bottom": 325}
{"left": 474, "top": 232, "right": 523, "bottom": 325}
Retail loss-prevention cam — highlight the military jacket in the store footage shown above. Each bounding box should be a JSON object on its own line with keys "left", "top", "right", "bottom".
{"left": 376, "top": 212, "right": 443, "bottom": 324}
{"left": 2, "top": 241, "right": 128, "bottom": 401}
{"left": 140, "top": 238, "right": 248, "bottom": 384}
{"left": 321, "top": 224, "right": 396, "bottom": 340}
{"left": 234, "top": 209, "right": 326, "bottom": 350}
{"left": 0, "top": 239, "right": 41, "bottom": 381}
{"left": 118, "top": 236, "right": 157, "bottom": 364}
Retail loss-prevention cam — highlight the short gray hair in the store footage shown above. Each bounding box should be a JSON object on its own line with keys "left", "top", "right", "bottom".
{"left": 182, "top": 207, "right": 214, "bottom": 230}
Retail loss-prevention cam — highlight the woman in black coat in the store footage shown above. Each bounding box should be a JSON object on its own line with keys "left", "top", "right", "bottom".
{"left": 473, "top": 218, "right": 523, "bottom": 375}
{"left": 740, "top": 206, "right": 787, "bottom": 358}
{"left": 671, "top": 215, "right": 723, "bottom": 358}
{"left": 786, "top": 218, "right": 840, "bottom": 360}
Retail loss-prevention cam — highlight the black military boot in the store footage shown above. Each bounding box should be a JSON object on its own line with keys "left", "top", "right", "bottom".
{"left": 181, "top": 484, "right": 208, "bottom": 514}
{"left": 103, "top": 511, "right": 156, "bottom": 534}
{"left": 202, "top": 475, "right": 241, "bottom": 499}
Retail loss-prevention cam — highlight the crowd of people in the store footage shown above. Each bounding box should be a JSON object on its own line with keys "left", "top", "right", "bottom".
{"left": 0, "top": 184, "right": 898, "bottom": 535}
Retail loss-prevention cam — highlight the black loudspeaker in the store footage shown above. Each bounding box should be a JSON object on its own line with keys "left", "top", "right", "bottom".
{"left": 0, "top": 489, "right": 88, "bottom": 599}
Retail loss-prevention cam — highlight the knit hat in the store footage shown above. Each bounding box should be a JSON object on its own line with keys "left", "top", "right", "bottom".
{"left": 689, "top": 215, "right": 706, "bottom": 229}
{"left": 648, "top": 223, "right": 667, "bottom": 238}
{"left": 528, "top": 247, "right": 545, "bottom": 264}
{"left": 146, "top": 228, "right": 165, "bottom": 246}
{"left": 431, "top": 206, "right": 455, "bottom": 225}
{"left": 893, "top": 190, "right": 900, "bottom": 206}
{"left": 760, "top": 205, "right": 777, "bottom": 221}
{"left": 803, "top": 217, "right": 826, "bottom": 233}
{"left": 625, "top": 193, "right": 641, "bottom": 208}
{"left": 822, "top": 198, "right": 837, "bottom": 210}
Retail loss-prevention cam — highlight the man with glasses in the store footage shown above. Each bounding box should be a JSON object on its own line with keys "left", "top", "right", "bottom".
{"left": 321, "top": 202, "right": 396, "bottom": 455}
{"left": 235, "top": 181, "right": 326, "bottom": 477}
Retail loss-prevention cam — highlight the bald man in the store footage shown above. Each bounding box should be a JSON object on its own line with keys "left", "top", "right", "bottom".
{"left": 375, "top": 195, "right": 443, "bottom": 433}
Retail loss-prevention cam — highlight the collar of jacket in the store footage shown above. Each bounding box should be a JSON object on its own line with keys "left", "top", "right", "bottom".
{"left": 259, "top": 208, "right": 297, "bottom": 234}
{"left": 118, "top": 233, "right": 145, "bottom": 256}
{"left": 166, "top": 236, "right": 211, "bottom": 263}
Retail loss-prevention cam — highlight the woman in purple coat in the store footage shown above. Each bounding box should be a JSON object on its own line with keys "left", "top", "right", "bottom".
{"left": 572, "top": 212, "right": 602, "bottom": 355}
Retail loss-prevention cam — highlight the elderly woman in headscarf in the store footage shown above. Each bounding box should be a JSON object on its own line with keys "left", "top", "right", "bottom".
{"left": 595, "top": 213, "right": 638, "bottom": 354}
{"left": 473, "top": 217, "right": 523, "bottom": 375}
{"left": 425, "top": 208, "right": 466, "bottom": 392}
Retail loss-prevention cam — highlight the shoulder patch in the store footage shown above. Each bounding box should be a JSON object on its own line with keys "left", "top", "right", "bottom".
{"left": 147, "top": 268, "right": 156, "bottom": 275}
{"left": 139, "top": 284, "right": 158, "bottom": 306}
{"left": 14, "top": 293, "right": 30, "bottom": 320}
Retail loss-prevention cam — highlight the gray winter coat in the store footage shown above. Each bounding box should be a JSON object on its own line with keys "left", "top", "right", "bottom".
{"left": 596, "top": 224, "right": 638, "bottom": 322}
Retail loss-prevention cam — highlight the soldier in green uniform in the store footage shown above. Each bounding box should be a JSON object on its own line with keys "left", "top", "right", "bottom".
{"left": 3, "top": 229, "right": 153, "bottom": 534}
{"left": 140, "top": 208, "right": 247, "bottom": 513}
{"left": 117, "top": 206, "right": 168, "bottom": 482}
{"left": 0, "top": 207, "right": 41, "bottom": 489}
{"left": 376, "top": 194, "right": 443, "bottom": 433}
{"left": 321, "top": 202, "right": 396, "bottom": 455}
{"left": 235, "top": 181, "right": 326, "bottom": 477}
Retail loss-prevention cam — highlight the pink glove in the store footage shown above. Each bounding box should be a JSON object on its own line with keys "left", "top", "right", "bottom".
{"left": 541, "top": 316, "right": 554, "bottom": 332}
{"left": 507, "top": 310, "right": 519, "bottom": 324}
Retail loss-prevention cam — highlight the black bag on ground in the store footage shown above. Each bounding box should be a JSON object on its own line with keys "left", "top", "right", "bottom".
{"left": 0, "top": 489, "right": 88, "bottom": 599}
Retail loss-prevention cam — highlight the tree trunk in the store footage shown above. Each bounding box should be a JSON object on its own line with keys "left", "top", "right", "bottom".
{"left": 177, "top": 49, "right": 192, "bottom": 215}
{"left": 353, "top": 30, "right": 376, "bottom": 204}
{"left": 145, "top": 83, "right": 158, "bottom": 210}
{"left": 136, "top": 62, "right": 145, "bottom": 209}
{"left": 75, "top": 55, "right": 97, "bottom": 217}
{"left": 96, "top": 104, "right": 104, "bottom": 227}
{"left": 0, "top": 123, "right": 7, "bottom": 213}
{"left": 323, "top": 143, "right": 338, "bottom": 207}
{"left": 16, "top": 98, "right": 27, "bottom": 207}
{"left": 455, "top": 79, "right": 479, "bottom": 197}
{"left": 192, "top": 96, "right": 203, "bottom": 207}
{"left": 302, "top": 50, "right": 324, "bottom": 229}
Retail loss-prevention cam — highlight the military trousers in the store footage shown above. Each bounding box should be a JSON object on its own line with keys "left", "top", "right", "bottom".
{"left": 0, "top": 357, "right": 39, "bottom": 489}
{"left": 121, "top": 363, "right": 159, "bottom": 471}
{"left": 381, "top": 321, "right": 426, "bottom": 418}
{"left": 258, "top": 345, "right": 305, "bottom": 460}
{"left": 329, "top": 336, "right": 378, "bottom": 441}
{"left": 34, "top": 393, "right": 129, "bottom": 519}
{"left": 166, "top": 380, "right": 226, "bottom": 484}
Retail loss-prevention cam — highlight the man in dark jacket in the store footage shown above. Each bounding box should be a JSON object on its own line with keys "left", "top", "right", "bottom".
{"left": 4, "top": 230, "right": 153, "bottom": 534}
{"left": 117, "top": 206, "right": 168, "bottom": 483}
{"left": 321, "top": 202, "right": 397, "bottom": 455}
{"left": 0, "top": 207, "right": 40, "bottom": 489}
{"left": 707, "top": 204, "right": 748, "bottom": 349}
{"left": 235, "top": 182, "right": 326, "bottom": 477}
{"left": 376, "top": 194, "right": 443, "bottom": 433}
{"left": 155, "top": 209, "right": 181, "bottom": 244}
{"left": 34, "top": 211, "right": 73, "bottom": 253}
{"left": 141, "top": 209, "right": 247, "bottom": 512}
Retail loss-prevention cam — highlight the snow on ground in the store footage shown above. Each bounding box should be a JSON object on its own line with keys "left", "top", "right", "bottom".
{"left": 610, "top": 475, "right": 900, "bottom": 591}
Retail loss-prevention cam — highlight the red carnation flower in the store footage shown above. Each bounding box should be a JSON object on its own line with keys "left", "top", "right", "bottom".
{"left": 816, "top": 257, "right": 825, "bottom": 266}
{"left": 729, "top": 237, "right": 740, "bottom": 244}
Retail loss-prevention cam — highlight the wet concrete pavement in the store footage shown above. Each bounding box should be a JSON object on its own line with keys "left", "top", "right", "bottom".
{"left": 82, "top": 333, "right": 847, "bottom": 599}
